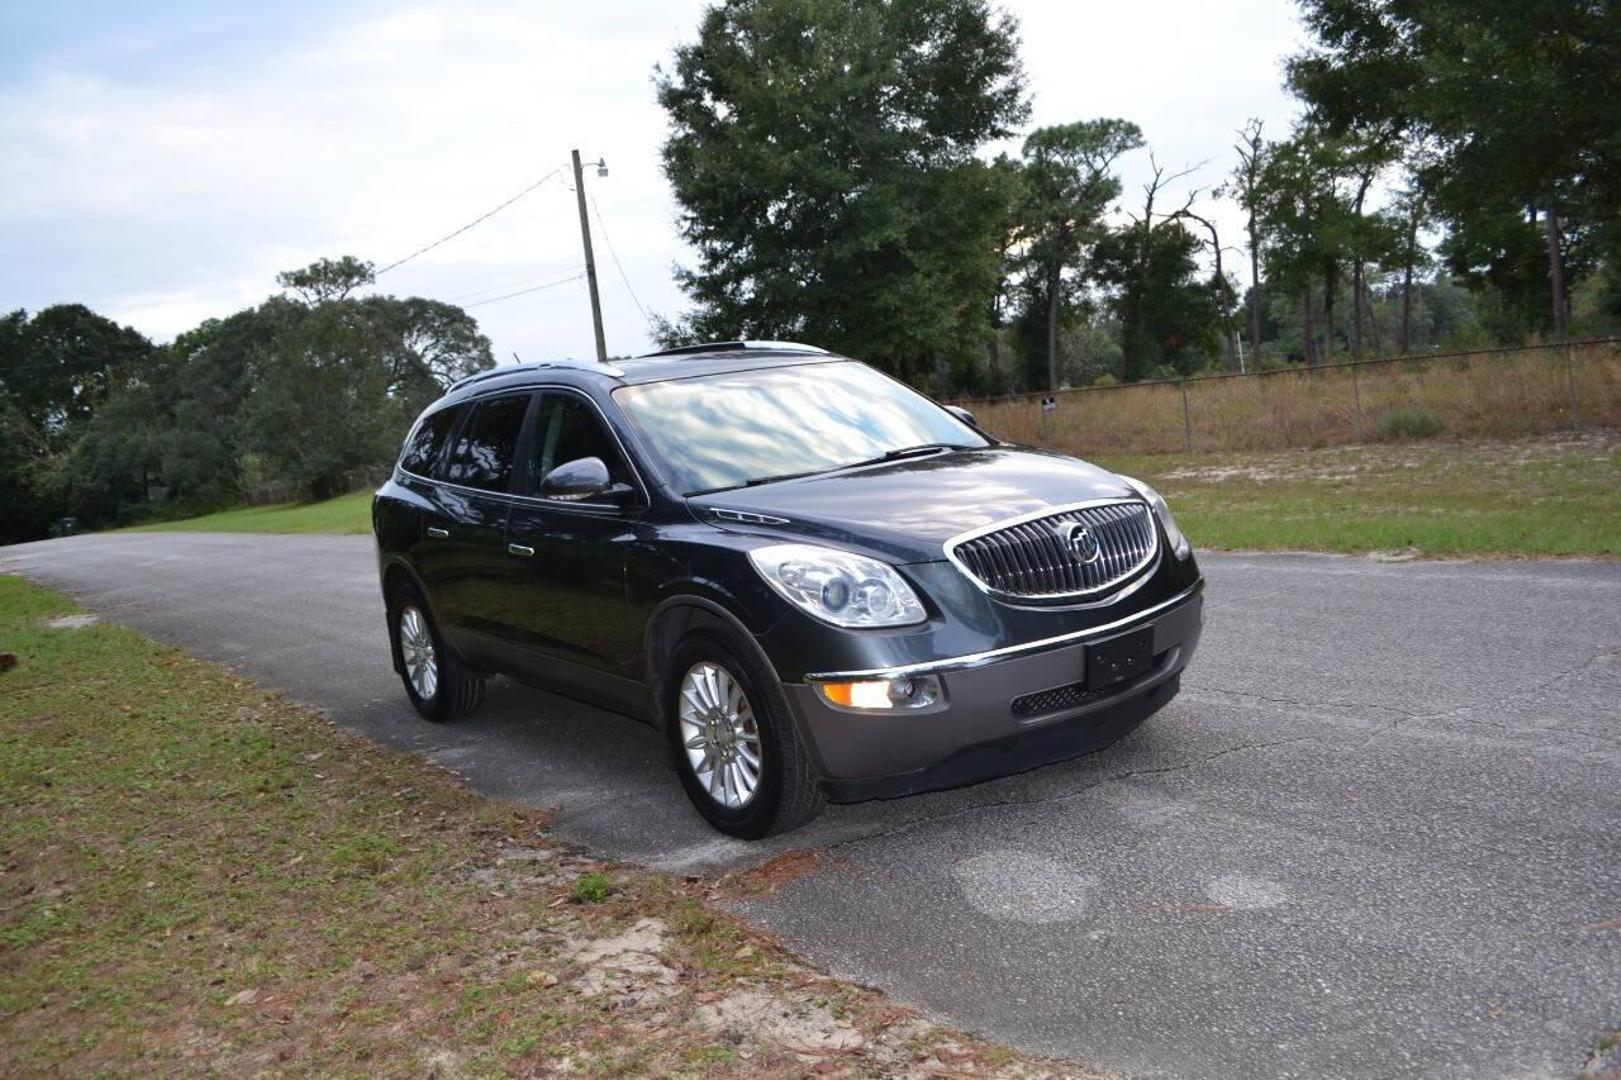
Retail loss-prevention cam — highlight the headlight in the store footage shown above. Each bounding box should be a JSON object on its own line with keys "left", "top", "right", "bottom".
{"left": 1119, "top": 476, "right": 1191, "bottom": 559}
{"left": 747, "top": 543, "right": 926, "bottom": 628}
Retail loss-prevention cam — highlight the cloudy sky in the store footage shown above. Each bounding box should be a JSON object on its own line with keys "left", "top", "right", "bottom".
{"left": 1, "top": 0, "right": 1306, "bottom": 364}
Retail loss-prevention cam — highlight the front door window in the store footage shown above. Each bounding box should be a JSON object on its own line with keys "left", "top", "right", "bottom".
{"left": 528, "top": 393, "right": 634, "bottom": 496}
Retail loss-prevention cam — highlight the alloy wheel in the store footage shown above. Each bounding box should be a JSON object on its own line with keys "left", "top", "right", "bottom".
{"left": 678, "top": 661, "right": 762, "bottom": 809}
{"left": 399, "top": 605, "right": 438, "bottom": 701}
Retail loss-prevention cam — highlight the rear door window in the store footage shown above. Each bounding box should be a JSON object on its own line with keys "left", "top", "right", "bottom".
{"left": 399, "top": 404, "right": 464, "bottom": 477}
{"left": 444, "top": 394, "right": 532, "bottom": 492}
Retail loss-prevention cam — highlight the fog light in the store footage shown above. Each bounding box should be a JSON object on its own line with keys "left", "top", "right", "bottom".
{"left": 816, "top": 674, "right": 943, "bottom": 711}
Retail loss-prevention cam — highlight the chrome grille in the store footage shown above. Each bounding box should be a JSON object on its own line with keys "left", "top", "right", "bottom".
{"left": 945, "top": 501, "right": 1158, "bottom": 601}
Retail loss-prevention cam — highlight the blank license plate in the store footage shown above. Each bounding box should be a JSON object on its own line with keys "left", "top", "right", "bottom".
{"left": 1085, "top": 627, "right": 1154, "bottom": 690}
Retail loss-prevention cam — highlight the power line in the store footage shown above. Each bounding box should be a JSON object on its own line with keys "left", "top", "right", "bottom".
{"left": 461, "top": 272, "right": 586, "bottom": 310}
{"left": 445, "top": 265, "right": 584, "bottom": 304}
{"left": 587, "top": 189, "right": 653, "bottom": 331}
{"left": 374, "top": 166, "right": 566, "bottom": 277}
{"left": 459, "top": 268, "right": 585, "bottom": 308}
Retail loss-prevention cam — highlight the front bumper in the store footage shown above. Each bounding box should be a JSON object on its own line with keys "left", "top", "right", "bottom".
{"left": 783, "top": 580, "right": 1203, "bottom": 800}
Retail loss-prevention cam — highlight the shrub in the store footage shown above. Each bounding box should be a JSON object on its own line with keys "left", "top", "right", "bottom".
{"left": 1376, "top": 406, "right": 1445, "bottom": 441}
{"left": 1091, "top": 372, "right": 1118, "bottom": 387}
{"left": 569, "top": 872, "right": 615, "bottom": 903}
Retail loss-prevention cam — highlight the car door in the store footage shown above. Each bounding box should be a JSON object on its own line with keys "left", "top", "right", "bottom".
{"left": 501, "top": 389, "right": 646, "bottom": 714}
{"left": 417, "top": 390, "right": 537, "bottom": 665}
{"left": 387, "top": 398, "right": 465, "bottom": 580}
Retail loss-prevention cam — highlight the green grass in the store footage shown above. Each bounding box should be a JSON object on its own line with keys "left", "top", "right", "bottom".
{"left": 568, "top": 872, "right": 616, "bottom": 904}
{"left": 0, "top": 575, "right": 567, "bottom": 1072}
{"left": 1095, "top": 432, "right": 1621, "bottom": 558}
{"left": 0, "top": 575, "right": 1045, "bottom": 1076}
{"left": 127, "top": 490, "right": 373, "bottom": 534}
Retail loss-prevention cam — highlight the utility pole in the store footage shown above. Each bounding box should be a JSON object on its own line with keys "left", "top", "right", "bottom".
{"left": 571, "top": 148, "right": 608, "bottom": 362}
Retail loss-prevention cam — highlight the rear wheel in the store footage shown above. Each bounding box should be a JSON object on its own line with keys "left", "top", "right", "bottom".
{"left": 665, "top": 631, "right": 824, "bottom": 838}
{"left": 389, "top": 584, "right": 484, "bottom": 722}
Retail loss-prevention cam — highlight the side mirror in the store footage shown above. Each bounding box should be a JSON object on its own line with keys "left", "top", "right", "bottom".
{"left": 945, "top": 404, "right": 978, "bottom": 428}
{"left": 540, "top": 456, "right": 619, "bottom": 502}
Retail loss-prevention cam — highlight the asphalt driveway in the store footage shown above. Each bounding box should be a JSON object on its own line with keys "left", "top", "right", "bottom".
{"left": 4, "top": 532, "right": 1617, "bottom": 1079}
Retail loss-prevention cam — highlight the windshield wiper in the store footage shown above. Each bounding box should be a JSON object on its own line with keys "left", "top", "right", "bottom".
{"left": 835, "top": 443, "right": 967, "bottom": 471}
{"left": 882, "top": 442, "right": 964, "bottom": 460}
{"left": 742, "top": 467, "right": 835, "bottom": 487}
{"left": 688, "top": 467, "right": 834, "bottom": 496}
{"left": 687, "top": 445, "right": 970, "bottom": 497}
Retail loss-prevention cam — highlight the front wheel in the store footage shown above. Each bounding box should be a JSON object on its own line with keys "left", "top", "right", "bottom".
{"left": 666, "top": 632, "right": 824, "bottom": 838}
{"left": 389, "top": 584, "right": 484, "bottom": 722}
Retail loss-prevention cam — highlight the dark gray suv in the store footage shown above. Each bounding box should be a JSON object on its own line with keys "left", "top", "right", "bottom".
{"left": 373, "top": 341, "right": 1203, "bottom": 837}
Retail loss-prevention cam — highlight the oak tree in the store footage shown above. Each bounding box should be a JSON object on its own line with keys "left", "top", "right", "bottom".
{"left": 656, "top": 0, "right": 1028, "bottom": 383}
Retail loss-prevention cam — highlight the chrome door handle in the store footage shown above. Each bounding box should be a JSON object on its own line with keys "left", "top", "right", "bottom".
{"left": 426, "top": 526, "right": 449, "bottom": 539}
{"left": 507, "top": 543, "right": 535, "bottom": 557}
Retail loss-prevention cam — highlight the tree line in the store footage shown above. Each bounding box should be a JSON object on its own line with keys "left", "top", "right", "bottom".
{"left": 1, "top": 258, "right": 493, "bottom": 543}
{"left": 655, "top": 0, "right": 1621, "bottom": 394}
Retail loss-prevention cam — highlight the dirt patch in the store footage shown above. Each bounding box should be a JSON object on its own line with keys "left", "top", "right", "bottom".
{"left": 1162, "top": 464, "right": 1284, "bottom": 483}
{"left": 686, "top": 980, "right": 1090, "bottom": 1077}
{"left": 562, "top": 916, "right": 679, "bottom": 1002}
{"left": 697, "top": 986, "right": 865, "bottom": 1052}
{"left": 1365, "top": 547, "right": 1422, "bottom": 562}
{"left": 460, "top": 844, "right": 570, "bottom": 893}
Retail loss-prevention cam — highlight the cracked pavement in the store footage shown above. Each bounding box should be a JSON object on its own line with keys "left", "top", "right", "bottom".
{"left": 5, "top": 534, "right": 1618, "bottom": 1079}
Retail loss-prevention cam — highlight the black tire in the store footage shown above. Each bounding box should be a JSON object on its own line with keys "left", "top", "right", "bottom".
{"left": 663, "top": 629, "right": 825, "bottom": 838}
{"left": 388, "top": 584, "right": 484, "bottom": 722}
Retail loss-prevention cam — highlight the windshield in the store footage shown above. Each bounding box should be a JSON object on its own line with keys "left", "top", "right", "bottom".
{"left": 612, "top": 360, "right": 989, "bottom": 495}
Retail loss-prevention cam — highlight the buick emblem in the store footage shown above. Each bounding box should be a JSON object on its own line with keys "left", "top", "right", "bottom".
{"left": 1061, "top": 522, "right": 1102, "bottom": 564}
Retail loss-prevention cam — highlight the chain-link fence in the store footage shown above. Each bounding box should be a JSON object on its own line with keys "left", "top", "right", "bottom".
{"left": 960, "top": 338, "right": 1621, "bottom": 456}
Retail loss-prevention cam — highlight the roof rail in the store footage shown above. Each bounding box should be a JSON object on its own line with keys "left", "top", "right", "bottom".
{"left": 636, "top": 340, "right": 830, "bottom": 359}
{"left": 447, "top": 357, "right": 623, "bottom": 392}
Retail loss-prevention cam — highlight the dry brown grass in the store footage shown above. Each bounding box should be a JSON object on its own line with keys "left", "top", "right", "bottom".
{"left": 971, "top": 341, "right": 1621, "bottom": 456}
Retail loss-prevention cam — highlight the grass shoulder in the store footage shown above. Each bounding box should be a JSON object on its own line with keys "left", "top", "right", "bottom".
{"left": 0, "top": 575, "right": 1074, "bottom": 1077}
{"left": 1095, "top": 432, "right": 1621, "bottom": 559}
{"left": 125, "top": 490, "right": 373, "bottom": 535}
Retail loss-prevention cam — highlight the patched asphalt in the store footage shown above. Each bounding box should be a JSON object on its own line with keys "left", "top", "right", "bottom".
{"left": 4, "top": 533, "right": 1617, "bottom": 1079}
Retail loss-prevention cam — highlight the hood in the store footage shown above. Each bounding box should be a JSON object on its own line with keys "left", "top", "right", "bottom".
{"left": 689, "top": 445, "right": 1137, "bottom": 564}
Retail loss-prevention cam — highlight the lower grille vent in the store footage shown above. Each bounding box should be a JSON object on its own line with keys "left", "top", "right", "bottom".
{"left": 1010, "top": 682, "right": 1110, "bottom": 719}
{"left": 1010, "top": 648, "right": 1172, "bottom": 719}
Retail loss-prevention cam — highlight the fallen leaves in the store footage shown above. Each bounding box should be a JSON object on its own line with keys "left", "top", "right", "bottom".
{"left": 714, "top": 849, "right": 825, "bottom": 899}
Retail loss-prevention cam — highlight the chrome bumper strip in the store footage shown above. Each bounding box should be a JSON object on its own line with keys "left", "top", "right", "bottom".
{"left": 806, "top": 579, "right": 1204, "bottom": 682}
